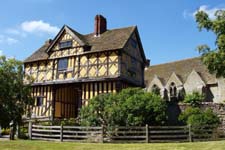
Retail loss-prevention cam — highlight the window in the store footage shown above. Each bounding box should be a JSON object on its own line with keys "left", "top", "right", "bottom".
{"left": 169, "top": 82, "right": 177, "bottom": 101}
{"left": 36, "top": 97, "right": 43, "bottom": 106}
{"left": 59, "top": 40, "right": 72, "bottom": 49}
{"left": 58, "top": 58, "right": 68, "bottom": 71}
{"left": 152, "top": 84, "right": 160, "bottom": 95}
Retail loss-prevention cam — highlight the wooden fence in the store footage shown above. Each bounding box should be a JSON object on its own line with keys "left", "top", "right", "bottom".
{"left": 28, "top": 122, "right": 225, "bottom": 143}
{"left": 30, "top": 124, "right": 103, "bottom": 142}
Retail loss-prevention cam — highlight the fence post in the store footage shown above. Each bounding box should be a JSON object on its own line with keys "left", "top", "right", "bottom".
{"left": 101, "top": 125, "right": 104, "bottom": 143}
{"left": 60, "top": 124, "right": 63, "bottom": 142}
{"left": 146, "top": 124, "right": 149, "bottom": 143}
{"left": 0, "top": 125, "right": 2, "bottom": 137}
{"left": 28, "top": 121, "right": 32, "bottom": 140}
{"left": 188, "top": 124, "right": 192, "bottom": 142}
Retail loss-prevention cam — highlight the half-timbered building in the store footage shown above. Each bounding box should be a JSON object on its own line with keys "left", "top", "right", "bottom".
{"left": 24, "top": 15, "right": 147, "bottom": 120}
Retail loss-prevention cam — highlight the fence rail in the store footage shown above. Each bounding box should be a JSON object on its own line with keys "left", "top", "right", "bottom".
{"left": 28, "top": 122, "right": 225, "bottom": 143}
{"left": 30, "top": 123, "right": 103, "bottom": 142}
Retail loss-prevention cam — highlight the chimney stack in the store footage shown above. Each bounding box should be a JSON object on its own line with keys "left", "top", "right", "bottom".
{"left": 94, "top": 15, "right": 107, "bottom": 36}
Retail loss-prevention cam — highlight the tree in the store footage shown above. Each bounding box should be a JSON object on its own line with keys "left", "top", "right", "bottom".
{"left": 0, "top": 56, "right": 33, "bottom": 133}
{"left": 195, "top": 10, "right": 225, "bottom": 77}
{"left": 79, "top": 88, "right": 167, "bottom": 128}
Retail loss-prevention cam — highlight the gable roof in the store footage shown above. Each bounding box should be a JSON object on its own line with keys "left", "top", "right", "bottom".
{"left": 165, "top": 72, "right": 183, "bottom": 87}
{"left": 148, "top": 75, "right": 164, "bottom": 89}
{"left": 46, "top": 25, "right": 87, "bottom": 52}
{"left": 24, "top": 25, "right": 138, "bottom": 63}
{"left": 145, "top": 57, "right": 217, "bottom": 85}
{"left": 185, "top": 69, "right": 206, "bottom": 86}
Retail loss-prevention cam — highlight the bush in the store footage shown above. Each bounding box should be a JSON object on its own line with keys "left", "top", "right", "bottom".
{"left": 19, "top": 127, "right": 29, "bottom": 139}
{"left": 79, "top": 88, "right": 167, "bottom": 128}
{"left": 1, "top": 128, "right": 10, "bottom": 135}
{"left": 60, "top": 118, "right": 79, "bottom": 126}
{"left": 38, "top": 118, "right": 79, "bottom": 126}
{"left": 183, "top": 91, "right": 204, "bottom": 107}
{"left": 179, "top": 107, "right": 220, "bottom": 127}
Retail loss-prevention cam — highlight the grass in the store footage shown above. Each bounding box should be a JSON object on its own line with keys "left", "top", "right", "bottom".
{"left": 0, "top": 140, "right": 224, "bottom": 150}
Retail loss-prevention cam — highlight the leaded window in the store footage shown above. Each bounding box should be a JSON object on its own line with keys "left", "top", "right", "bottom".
{"left": 58, "top": 58, "right": 68, "bottom": 71}
{"left": 169, "top": 82, "right": 177, "bottom": 99}
{"left": 59, "top": 40, "right": 72, "bottom": 49}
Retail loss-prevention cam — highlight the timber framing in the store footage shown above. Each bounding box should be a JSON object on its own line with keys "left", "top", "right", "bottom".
{"left": 23, "top": 15, "right": 147, "bottom": 120}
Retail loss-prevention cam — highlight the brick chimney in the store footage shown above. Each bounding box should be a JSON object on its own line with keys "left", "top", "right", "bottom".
{"left": 94, "top": 15, "right": 107, "bottom": 36}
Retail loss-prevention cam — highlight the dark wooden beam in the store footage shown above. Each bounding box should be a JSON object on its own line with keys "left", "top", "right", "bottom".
{"left": 52, "top": 85, "right": 56, "bottom": 121}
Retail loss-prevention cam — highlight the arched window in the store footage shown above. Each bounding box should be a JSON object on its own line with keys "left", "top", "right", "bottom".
{"left": 169, "top": 82, "right": 177, "bottom": 101}
{"left": 151, "top": 84, "right": 160, "bottom": 95}
{"left": 163, "top": 88, "right": 169, "bottom": 101}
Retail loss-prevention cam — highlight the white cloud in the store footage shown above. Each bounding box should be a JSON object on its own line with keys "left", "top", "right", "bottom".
{"left": 0, "top": 50, "right": 3, "bottom": 56}
{"left": 183, "top": 5, "right": 225, "bottom": 20}
{"left": 193, "top": 5, "right": 225, "bottom": 19}
{"left": 6, "top": 28, "right": 27, "bottom": 38}
{"left": 0, "top": 35, "right": 18, "bottom": 45}
{"left": 21, "top": 20, "right": 59, "bottom": 35}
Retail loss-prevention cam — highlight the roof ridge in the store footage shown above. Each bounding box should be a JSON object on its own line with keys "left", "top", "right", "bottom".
{"left": 83, "top": 25, "right": 136, "bottom": 36}
{"left": 149, "top": 56, "right": 201, "bottom": 68}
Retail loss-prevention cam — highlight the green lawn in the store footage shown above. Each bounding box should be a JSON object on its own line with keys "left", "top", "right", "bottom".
{"left": 0, "top": 140, "right": 224, "bottom": 150}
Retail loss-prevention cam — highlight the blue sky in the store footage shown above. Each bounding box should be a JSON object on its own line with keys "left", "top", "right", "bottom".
{"left": 0, "top": 0, "right": 224, "bottom": 65}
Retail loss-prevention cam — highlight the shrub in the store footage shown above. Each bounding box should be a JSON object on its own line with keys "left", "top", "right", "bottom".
{"left": 79, "top": 88, "right": 167, "bottom": 128}
{"left": 38, "top": 118, "right": 79, "bottom": 126}
{"left": 179, "top": 107, "right": 220, "bottom": 127}
{"left": 60, "top": 118, "right": 79, "bottom": 126}
{"left": 1, "top": 128, "right": 10, "bottom": 135}
{"left": 183, "top": 91, "right": 204, "bottom": 107}
{"left": 19, "top": 127, "right": 29, "bottom": 139}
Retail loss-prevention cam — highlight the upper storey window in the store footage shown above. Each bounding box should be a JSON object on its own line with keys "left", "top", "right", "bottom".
{"left": 59, "top": 40, "right": 72, "bottom": 49}
{"left": 58, "top": 58, "right": 68, "bottom": 71}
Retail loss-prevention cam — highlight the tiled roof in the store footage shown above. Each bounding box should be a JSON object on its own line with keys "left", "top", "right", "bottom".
{"left": 144, "top": 57, "right": 217, "bottom": 85}
{"left": 83, "top": 26, "right": 136, "bottom": 52}
{"left": 24, "top": 42, "right": 50, "bottom": 63}
{"left": 24, "top": 26, "right": 136, "bottom": 63}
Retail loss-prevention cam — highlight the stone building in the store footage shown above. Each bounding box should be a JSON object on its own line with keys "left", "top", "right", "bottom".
{"left": 145, "top": 57, "right": 225, "bottom": 103}
{"left": 23, "top": 15, "right": 147, "bottom": 120}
